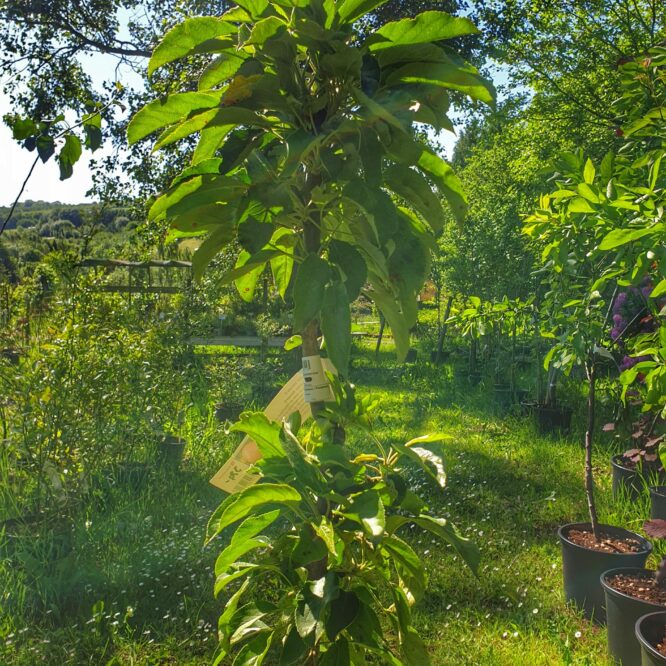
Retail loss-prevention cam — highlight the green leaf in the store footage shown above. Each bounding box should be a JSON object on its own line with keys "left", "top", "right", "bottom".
{"left": 352, "top": 87, "right": 407, "bottom": 133}
{"left": 149, "top": 175, "right": 246, "bottom": 221}
{"left": 402, "top": 627, "right": 431, "bottom": 665}
{"left": 417, "top": 150, "right": 467, "bottom": 225}
{"left": 367, "top": 281, "right": 411, "bottom": 360}
{"left": 128, "top": 92, "right": 223, "bottom": 144}
{"left": 220, "top": 249, "right": 278, "bottom": 286}
{"left": 233, "top": 630, "right": 273, "bottom": 665}
{"left": 293, "top": 255, "right": 331, "bottom": 332}
{"left": 567, "top": 197, "right": 595, "bottom": 214}
{"left": 238, "top": 217, "right": 274, "bottom": 254}
{"left": 386, "top": 62, "right": 495, "bottom": 105}
{"left": 199, "top": 52, "right": 246, "bottom": 89}
{"left": 235, "top": 0, "right": 269, "bottom": 18}
{"left": 337, "top": 0, "right": 389, "bottom": 24}
{"left": 246, "top": 16, "right": 285, "bottom": 45}
{"left": 650, "top": 279, "right": 666, "bottom": 299}
{"left": 232, "top": 509, "right": 281, "bottom": 546}
{"left": 385, "top": 164, "right": 445, "bottom": 233}
{"left": 368, "top": 11, "right": 478, "bottom": 50}
{"left": 58, "top": 134, "right": 82, "bottom": 180}
{"left": 36, "top": 135, "right": 55, "bottom": 163}
{"left": 583, "top": 158, "right": 595, "bottom": 184}
{"left": 320, "top": 638, "right": 351, "bottom": 665}
{"left": 325, "top": 591, "right": 360, "bottom": 640}
{"left": 414, "top": 515, "right": 480, "bottom": 575}
{"left": 212, "top": 483, "right": 301, "bottom": 536}
{"left": 215, "top": 537, "right": 268, "bottom": 576}
{"left": 341, "top": 490, "right": 385, "bottom": 537}
{"left": 284, "top": 335, "right": 302, "bottom": 351}
{"left": 192, "top": 223, "right": 236, "bottom": 280}
{"left": 599, "top": 225, "right": 662, "bottom": 250}
{"left": 329, "top": 240, "right": 367, "bottom": 300}
{"left": 148, "top": 17, "right": 237, "bottom": 76}
{"left": 321, "top": 281, "right": 351, "bottom": 375}
{"left": 230, "top": 412, "right": 285, "bottom": 458}
{"left": 382, "top": 535, "right": 426, "bottom": 602}
{"left": 154, "top": 109, "right": 226, "bottom": 151}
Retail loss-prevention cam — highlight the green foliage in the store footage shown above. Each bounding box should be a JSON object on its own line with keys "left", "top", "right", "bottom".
{"left": 132, "top": 0, "right": 495, "bottom": 370}
{"left": 206, "top": 387, "right": 477, "bottom": 665}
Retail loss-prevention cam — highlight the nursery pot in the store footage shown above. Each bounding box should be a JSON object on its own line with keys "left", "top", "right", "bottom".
{"left": 602, "top": 568, "right": 666, "bottom": 665}
{"left": 612, "top": 456, "right": 666, "bottom": 500}
{"left": 158, "top": 435, "right": 185, "bottom": 468}
{"left": 558, "top": 523, "right": 652, "bottom": 623}
{"left": 636, "top": 611, "right": 666, "bottom": 665}
{"left": 493, "top": 384, "right": 513, "bottom": 411}
{"left": 535, "top": 404, "right": 572, "bottom": 435}
{"left": 650, "top": 487, "right": 666, "bottom": 520}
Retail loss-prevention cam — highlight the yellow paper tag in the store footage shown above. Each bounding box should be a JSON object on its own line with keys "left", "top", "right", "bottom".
{"left": 210, "top": 359, "right": 334, "bottom": 493}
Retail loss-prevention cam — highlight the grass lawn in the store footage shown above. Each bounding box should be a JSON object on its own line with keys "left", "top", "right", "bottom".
{"left": 1, "top": 343, "right": 649, "bottom": 665}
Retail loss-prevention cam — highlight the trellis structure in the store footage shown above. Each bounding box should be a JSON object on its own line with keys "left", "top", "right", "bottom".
{"left": 78, "top": 258, "right": 192, "bottom": 294}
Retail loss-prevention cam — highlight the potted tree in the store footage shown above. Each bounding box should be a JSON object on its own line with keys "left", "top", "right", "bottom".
{"left": 525, "top": 148, "right": 654, "bottom": 622}
{"left": 131, "top": 1, "right": 495, "bottom": 661}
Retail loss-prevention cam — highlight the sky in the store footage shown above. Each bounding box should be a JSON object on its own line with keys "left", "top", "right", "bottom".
{"left": 0, "top": 13, "right": 506, "bottom": 208}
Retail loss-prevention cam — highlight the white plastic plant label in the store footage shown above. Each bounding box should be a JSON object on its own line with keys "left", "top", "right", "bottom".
{"left": 302, "top": 354, "right": 333, "bottom": 403}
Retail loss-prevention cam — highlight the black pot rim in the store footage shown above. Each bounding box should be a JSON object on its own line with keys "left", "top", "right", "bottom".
{"left": 651, "top": 486, "right": 666, "bottom": 497}
{"left": 636, "top": 611, "right": 666, "bottom": 662}
{"left": 558, "top": 522, "right": 652, "bottom": 556}
{"left": 601, "top": 567, "right": 666, "bottom": 610}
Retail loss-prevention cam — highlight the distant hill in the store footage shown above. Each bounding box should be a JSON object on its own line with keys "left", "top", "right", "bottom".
{"left": 0, "top": 200, "right": 136, "bottom": 234}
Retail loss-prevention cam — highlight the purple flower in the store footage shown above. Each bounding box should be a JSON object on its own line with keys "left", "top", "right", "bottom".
{"left": 614, "top": 292, "right": 628, "bottom": 310}
{"left": 613, "top": 314, "right": 623, "bottom": 325}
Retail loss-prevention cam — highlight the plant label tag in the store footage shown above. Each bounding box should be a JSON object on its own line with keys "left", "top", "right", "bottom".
{"left": 302, "top": 355, "right": 333, "bottom": 403}
{"left": 210, "top": 360, "right": 334, "bottom": 493}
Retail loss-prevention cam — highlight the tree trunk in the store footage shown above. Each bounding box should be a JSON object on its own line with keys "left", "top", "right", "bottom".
{"left": 375, "top": 314, "right": 385, "bottom": 360}
{"left": 585, "top": 359, "right": 600, "bottom": 541}
{"left": 435, "top": 295, "right": 453, "bottom": 364}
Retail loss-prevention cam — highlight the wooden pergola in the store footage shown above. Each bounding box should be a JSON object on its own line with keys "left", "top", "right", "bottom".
{"left": 78, "top": 258, "right": 192, "bottom": 294}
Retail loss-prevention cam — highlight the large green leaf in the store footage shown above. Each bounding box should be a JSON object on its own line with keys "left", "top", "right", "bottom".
{"left": 199, "top": 51, "right": 246, "bottom": 89}
{"left": 230, "top": 412, "right": 285, "bottom": 458}
{"left": 293, "top": 255, "right": 331, "bottom": 332}
{"left": 337, "top": 0, "right": 389, "bottom": 24}
{"left": 352, "top": 87, "right": 407, "bottom": 132}
{"left": 150, "top": 175, "right": 246, "bottom": 221}
{"left": 417, "top": 150, "right": 468, "bottom": 225}
{"left": 155, "top": 111, "right": 229, "bottom": 151}
{"left": 212, "top": 483, "right": 302, "bottom": 535}
{"left": 385, "top": 164, "right": 445, "bottom": 233}
{"left": 381, "top": 535, "right": 426, "bottom": 601}
{"left": 367, "top": 281, "right": 411, "bottom": 360}
{"left": 128, "top": 92, "right": 223, "bottom": 144}
{"left": 148, "top": 17, "right": 237, "bottom": 75}
{"left": 386, "top": 62, "right": 495, "bottom": 105}
{"left": 269, "top": 228, "right": 295, "bottom": 298}
{"left": 402, "top": 627, "right": 431, "bottom": 665}
{"left": 321, "top": 281, "right": 351, "bottom": 375}
{"left": 246, "top": 16, "right": 285, "bottom": 45}
{"left": 329, "top": 240, "right": 367, "bottom": 300}
{"left": 599, "top": 225, "right": 662, "bottom": 250}
{"left": 367, "top": 11, "right": 478, "bottom": 51}
{"left": 414, "top": 515, "right": 480, "bottom": 575}
{"left": 234, "top": 250, "right": 267, "bottom": 302}
{"left": 192, "top": 222, "right": 236, "bottom": 280}
{"left": 325, "top": 591, "right": 360, "bottom": 640}
{"left": 215, "top": 537, "right": 268, "bottom": 576}
{"left": 341, "top": 490, "right": 385, "bottom": 537}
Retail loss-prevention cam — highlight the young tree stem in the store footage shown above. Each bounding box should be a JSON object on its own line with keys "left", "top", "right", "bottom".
{"left": 585, "top": 358, "right": 600, "bottom": 541}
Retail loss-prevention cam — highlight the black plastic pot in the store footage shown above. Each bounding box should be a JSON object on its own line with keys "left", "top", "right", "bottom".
{"left": 602, "top": 568, "right": 666, "bottom": 665}
{"left": 612, "top": 456, "right": 666, "bottom": 500}
{"left": 158, "top": 436, "right": 185, "bottom": 468}
{"left": 636, "top": 611, "right": 666, "bottom": 665}
{"left": 534, "top": 404, "right": 572, "bottom": 435}
{"left": 651, "top": 487, "right": 666, "bottom": 520}
{"left": 558, "top": 523, "right": 652, "bottom": 623}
